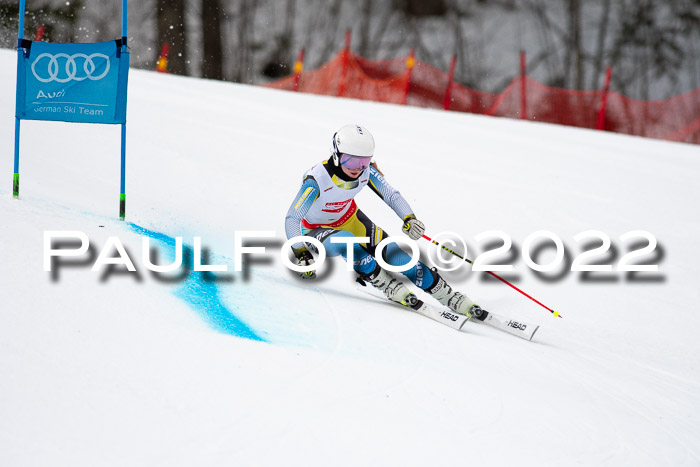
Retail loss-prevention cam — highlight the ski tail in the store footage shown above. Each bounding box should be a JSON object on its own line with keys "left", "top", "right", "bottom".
{"left": 480, "top": 312, "right": 539, "bottom": 341}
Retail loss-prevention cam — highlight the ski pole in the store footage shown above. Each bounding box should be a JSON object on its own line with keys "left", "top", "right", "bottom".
{"left": 421, "top": 234, "right": 561, "bottom": 318}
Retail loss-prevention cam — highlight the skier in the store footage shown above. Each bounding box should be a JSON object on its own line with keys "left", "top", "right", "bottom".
{"left": 284, "top": 124, "right": 486, "bottom": 320}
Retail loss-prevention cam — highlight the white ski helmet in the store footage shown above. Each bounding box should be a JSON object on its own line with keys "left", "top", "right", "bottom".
{"left": 331, "top": 124, "right": 375, "bottom": 166}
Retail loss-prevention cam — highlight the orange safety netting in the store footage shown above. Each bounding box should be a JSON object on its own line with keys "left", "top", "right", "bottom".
{"left": 265, "top": 51, "right": 700, "bottom": 145}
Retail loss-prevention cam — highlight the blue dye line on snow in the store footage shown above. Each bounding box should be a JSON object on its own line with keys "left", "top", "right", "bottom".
{"left": 128, "top": 223, "right": 265, "bottom": 342}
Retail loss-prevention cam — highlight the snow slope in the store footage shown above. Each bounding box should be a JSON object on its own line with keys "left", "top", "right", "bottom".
{"left": 1, "top": 48, "right": 699, "bottom": 466}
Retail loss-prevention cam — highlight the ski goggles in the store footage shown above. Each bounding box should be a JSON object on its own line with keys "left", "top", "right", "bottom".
{"left": 339, "top": 153, "right": 372, "bottom": 170}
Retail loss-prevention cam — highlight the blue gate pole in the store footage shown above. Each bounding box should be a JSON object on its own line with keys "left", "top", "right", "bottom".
{"left": 13, "top": 119, "right": 20, "bottom": 198}
{"left": 13, "top": 0, "right": 26, "bottom": 198}
{"left": 122, "top": 0, "right": 128, "bottom": 40}
{"left": 120, "top": 124, "right": 126, "bottom": 219}
{"left": 119, "top": 0, "right": 128, "bottom": 220}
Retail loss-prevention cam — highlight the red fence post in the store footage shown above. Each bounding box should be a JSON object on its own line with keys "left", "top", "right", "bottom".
{"left": 337, "top": 30, "right": 352, "bottom": 97}
{"left": 293, "top": 48, "right": 305, "bottom": 92}
{"left": 402, "top": 49, "right": 416, "bottom": 106}
{"left": 156, "top": 43, "right": 170, "bottom": 73}
{"left": 34, "top": 24, "right": 45, "bottom": 41}
{"left": 443, "top": 54, "right": 457, "bottom": 110}
{"left": 520, "top": 50, "right": 527, "bottom": 120}
{"left": 596, "top": 66, "right": 613, "bottom": 130}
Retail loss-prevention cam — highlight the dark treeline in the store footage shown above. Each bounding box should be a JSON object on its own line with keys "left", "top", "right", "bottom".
{"left": 0, "top": 0, "right": 698, "bottom": 100}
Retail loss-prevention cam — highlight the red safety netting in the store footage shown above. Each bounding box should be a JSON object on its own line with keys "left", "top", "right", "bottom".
{"left": 265, "top": 51, "right": 700, "bottom": 145}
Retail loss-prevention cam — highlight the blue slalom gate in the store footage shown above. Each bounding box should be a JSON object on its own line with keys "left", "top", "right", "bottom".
{"left": 13, "top": 0, "right": 130, "bottom": 219}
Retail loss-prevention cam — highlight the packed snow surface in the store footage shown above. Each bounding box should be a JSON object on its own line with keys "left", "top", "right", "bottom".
{"left": 1, "top": 48, "right": 699, "bottom": 466}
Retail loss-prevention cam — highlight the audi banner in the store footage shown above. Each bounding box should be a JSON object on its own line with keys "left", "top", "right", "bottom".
{"left": 15, "top": 40, "right": 129, "bottom": 125}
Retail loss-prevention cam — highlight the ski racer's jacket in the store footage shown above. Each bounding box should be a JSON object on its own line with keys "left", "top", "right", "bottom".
{"left": 285, "top": 160, "right": 414, "bottom": 251}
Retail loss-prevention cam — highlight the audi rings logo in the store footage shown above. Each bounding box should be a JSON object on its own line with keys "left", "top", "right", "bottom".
{"left": 31, "top": 53, "right": 110, "bottom": 83}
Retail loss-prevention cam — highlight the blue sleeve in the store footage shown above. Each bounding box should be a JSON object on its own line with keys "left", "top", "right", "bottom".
{"left": 367, "top": 165, "right": 414, "bottom": 220}
{"left": 285, "top": 176, "right": 320, "bottom": 250}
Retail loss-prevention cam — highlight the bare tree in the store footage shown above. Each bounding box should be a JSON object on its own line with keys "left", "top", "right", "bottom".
{"left": 157, "top": 0, "right": 188, "bottom": 75}
{"left": 312, "top": 0, "right": 343, "bottom": 67}
{"left": 358, "top": 0, "right": 372, "bottom": 57}
{"left": 591, "top": 0, "right": 612, "bottom": 88}
{"left": 229, "top": 0, "right": 259, "bottom": 83}
{"left": 609, "top": 0, "right": 689, "bottom": 99}
{"left": 566, "top": 0, "right": 583, "bottom": 89}
{"left": 201, "top": 0, "right": 224, "bottom": 80}
{"left": 524, "top": 0, "right": 567, "bottom": 87}
{"left": 0, "top": 0, "right": 85, "bottom": 44}
{"left": 260, "top": 0, "right": 296, "bottom": 79}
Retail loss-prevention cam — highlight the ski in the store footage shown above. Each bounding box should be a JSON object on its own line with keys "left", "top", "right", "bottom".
{"left": 412, "top": 301, "right": 470, "bottom": 331}
{"left": 475, "top": 312, "right": 539, "bottom": 341}
{"left": 357, "top": 284, "right": 539, "bottom": 341}
{"left": 357, "top": 285, "right": 470, "bottom": 330}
